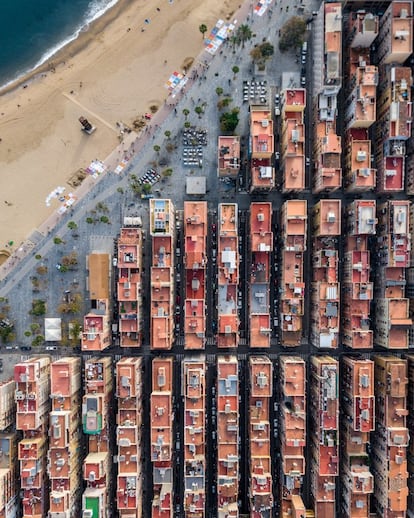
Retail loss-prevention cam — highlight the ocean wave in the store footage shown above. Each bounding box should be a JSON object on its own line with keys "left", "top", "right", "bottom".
{"left": 0, "top": 0, "right": 119, "bottom": 91}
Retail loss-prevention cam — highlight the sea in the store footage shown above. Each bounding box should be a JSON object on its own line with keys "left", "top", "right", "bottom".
{"left": 0, "top": 0, "right": 119, "bottom": 89}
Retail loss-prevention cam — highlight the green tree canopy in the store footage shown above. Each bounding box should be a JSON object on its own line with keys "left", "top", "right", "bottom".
{"left": 236, "top": 24, "right": 253, "bottom": 48}
{"left": 199, "top": 24, "right": 207, "bottom": 38}
{"left": 220, "top": 108, "right": 239, "bottom": 132}
{"left": 279, "top": 16, "right": 307, "bottom": 52}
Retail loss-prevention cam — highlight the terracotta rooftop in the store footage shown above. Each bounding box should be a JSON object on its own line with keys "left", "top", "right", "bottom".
{"left": 284, "top": 89, "right": 306, "bottom": 109}
{"left": 218, "top": 136, "right": 240, "bottom": 175}
{"left": 250, "top": 109, "right": 274, "bottom": 157}
{"left": 314, "top": 200, "right": 341, "bottom": 236}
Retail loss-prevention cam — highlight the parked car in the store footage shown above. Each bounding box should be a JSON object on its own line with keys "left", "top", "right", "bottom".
{"left": 274, "top": 93, "right": 281, "bottom": 116}
{"left": 45, "top": 346, "right": 57, "bottom": 351}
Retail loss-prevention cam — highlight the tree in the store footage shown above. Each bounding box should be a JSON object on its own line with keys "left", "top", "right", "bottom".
{"left": 232, "top": 66, "right": 239, "bottom": 80}
{"left": 215, "top": 87, "right": 224, "bottom": 96}
{"left": 195, "top": 106, "right": 204, "bottom": 118}
{"left": 67, "top": 221, "right": 78, "bottom": 231}
{"left": 153, "top": 145, "right": 161, "bottom": 154}
{"left": 236, "top": 24, "right": 253, "bottom": 48}
{"left": 217, "top": 97, "right": 232, "bottom": 110}
{"left": 162, "top": 168, "right": 173, "bottom": 177}
{"left": 32, "top": 335, "right": 44, "bottom": 347}
{"left": 53, "top": 236, "right": 64, "bottom": 245}
{"left": 100, "top": 215, "right": 110, "bottom": 224}
{"left": 199, "top": 24, "right": 207, "bottom": 39}
{"left": 164, "top": 130, "right": 171, "bottom": 139}
{"left": 30, "top": 299, "right": 46, "bottom": 316}
{"left": 250, "top": 46, "right": 263, "bottom": 64}
{"left": 250, "top": 41, "right": 274, "bottom": 70}
{"left": 69, "top": 320, "right": 82, "bottom": 345}
{"left": 220, "top": 108, "right": 239, "bottom": 132}
{"left": 229, "top": 34, "right": 240, "bottom": 51}
{"left": 86, "top": 217, "right": 94, "bottom": 224}
{"left": 260, "top": 41, "right": 274, "bottom": 58}
{"left": 182, "top": 108, "right": 190, "bottom": 119}
{"left": 142, "top": 183, "right": 152, "bottom": 194}
{"left": 279, "top": 16, "right": 307, "bottom": 52}
{"left": 61, "top": 252, "right": 78, "bottom": 268}
{"left": 36, "top": 265, "right": 48, "bottom": 275}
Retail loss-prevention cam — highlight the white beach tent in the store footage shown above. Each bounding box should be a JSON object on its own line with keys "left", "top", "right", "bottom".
{"left": 44, "top": 318, "right": 62, "bottom": 342}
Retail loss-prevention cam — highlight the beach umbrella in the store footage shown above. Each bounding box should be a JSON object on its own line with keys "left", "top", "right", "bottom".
{"left": 144, "top": 18, "right": 150, "bottom": 24}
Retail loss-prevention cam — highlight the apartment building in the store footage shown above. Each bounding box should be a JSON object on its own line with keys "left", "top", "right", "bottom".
{"left": 340, "top": 357, "right": 374, "bottom": 517}
{"left": 183, "top": 201, "right": 207, "bottom": 350}
{"left": 0, "top": 433, "right": 18, "bottom": 518}
{"left": 117, "top": 226, "right": 143, "bottom": 347}
{"left": 279, "top": 356, "right": 306, "bottom": 516}
{"left": 342, "top": 235, "right": 374, "bottom": 349}
{"left": 0, "top": 380, "right": 17, "bottom": 518}
{"left": 82, "top": 253, "right": 111, "bottom": 351}
{"left": 346, "top": 200, "right": 377, "bottom": 237}
{"left": 313, "top": 123, "right": 342, "bottom": 193}
{"left": 311, "top": 200, "right": 341, "bottom": 349}
{"left": 344, "top": 129, "right": 376, "bottom": 192}
{"left": 218, "top": 136, "right": 240, "bottom": 178}
{"left": 347, "top": 10, "right": 379, "bottom": 49}
{"left": 309, "top": 356, "right": 339, "bottom": 518}
{"left": 116, "top": 358, "right": 143, "bottom": 518}
{"left": 280, "top": 89, "right": 306, "bottom": 192}
{"left": 345, "top": 59, "right": 378, "bottom": 130}
{"left": 280, "top": 200, "right": 307, "bottom": 347}
{"left": 375, "top": 66, "right": 412, "bottom": 193}
{"left": 0, "top": 381, "right": 15, "bottom": 432}
{"left": 217, "top": 355, "right": 239, "bottom": 517}
{"left": 312, "top": 2, "right": 342, "bottom": 194}
{"left": 372, "top": 356, "right": 408, "bottom": 517}
{"left": 217, "top": 203, "right": 239, "bottom": 348}
{"left": 248, "top": 356, "right": 273, "bottom": 517}
{"left": 249, "top": 203, "right": 273, "bottom": 348}
{"left": 312, "top": 2, "right": 342, "bottom": 103}
{"left": 150, "top": 199, "right": 175, "bottom": 350}
{"left": 375, "top": 1, "right": 413, "bottom": 65}
{"left": 15, "top": 356, "right": 51, "bottom": 518}
{"left": 249, "top": 106, "right": 274, "bottom": 191}
{"left": 151, "top": 357, "right": 173, "bottom": 518}
{"left": 375, "top": 200, "right": 412, "bottom": 349}
{"left": 82, "top": 357, "right": 113, "bottom": 518}
{"left": 182, "top": 357, "right": 206, "bottom": 516}
{"left": 48, "top": 358, "right": 82, "bottom": 518}
{"left": 407, "top": 355, "right": 414, "bottom": 516}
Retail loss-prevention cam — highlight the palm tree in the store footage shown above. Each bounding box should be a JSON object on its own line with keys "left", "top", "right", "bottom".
{"left": 164, "top": 130, "right": 171, "bottom": 139}
{"left": 67, "top": 221, "right": 77, "bottom": 231}
{"left": 236, "top": 24, "right": 252, "bottom": 48}
{"left": 153, "top": 145, "right": 161, "bottom": 154}
{"left": 182, "top": 108, "right": 190, "bottom": 120}
{"left": 232, "top": 66, "right": 239, "bottom": 80}
{"left": 195, "top": 106, "right": 204, "bottom": 118}
{"left": 199, "top": 24, "right": 207, "bottom": 39}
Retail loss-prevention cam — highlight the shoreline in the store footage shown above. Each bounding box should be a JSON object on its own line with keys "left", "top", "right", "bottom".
{"left": 0, "top": 0, "right": 242, "bottom": 249}
{"left": 0, "top": 0, "right": 132, "bottom": 97}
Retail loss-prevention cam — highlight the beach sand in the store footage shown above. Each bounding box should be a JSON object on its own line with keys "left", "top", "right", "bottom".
{"left": 0, "top": 0, "right": 242, "bottom": 247}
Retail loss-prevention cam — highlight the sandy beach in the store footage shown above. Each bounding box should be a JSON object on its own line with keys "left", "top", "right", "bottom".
{"left": 0, "top": 0, "right": 242, "bottom": 247}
